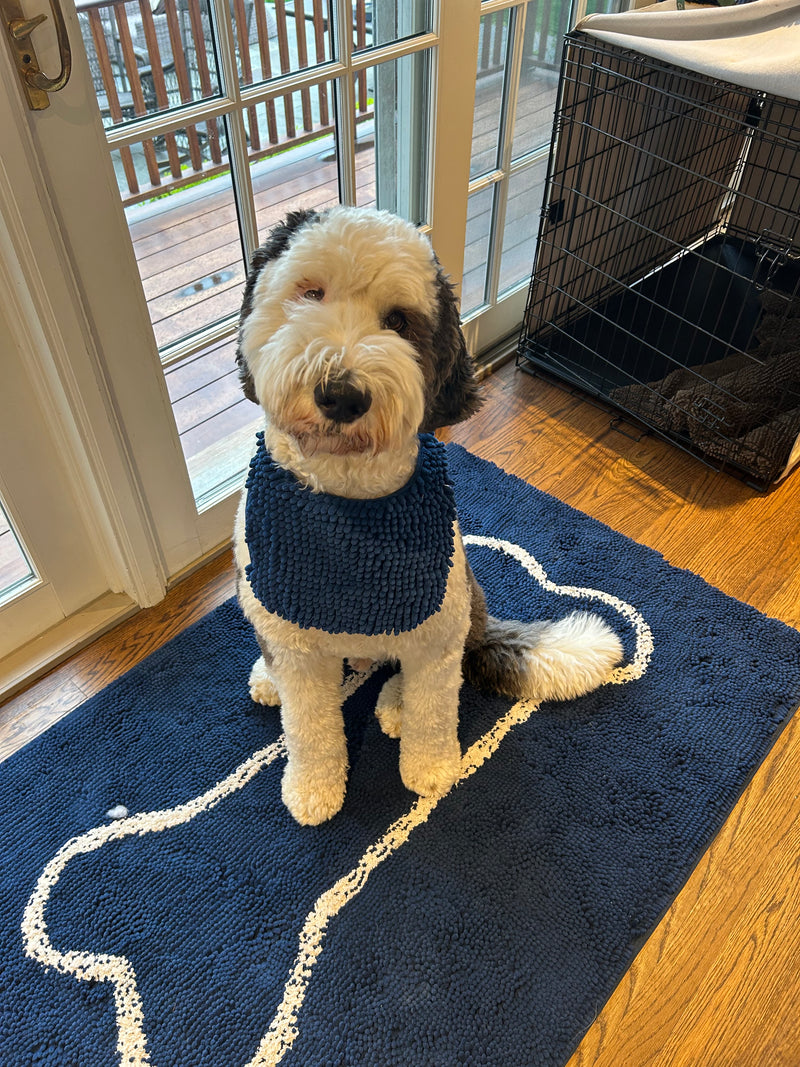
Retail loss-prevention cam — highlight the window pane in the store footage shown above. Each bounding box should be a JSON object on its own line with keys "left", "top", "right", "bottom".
{"left": 0, "top": 502, "right": 37, "bottom": 607}
{"left": 111, "top": 114, "right": 228, "bottom": 207}
{"left": 355, "top": 50, "right": 430, "bottom": 224}
{"left": 471, "top": 10, "right": 510, "bottom": 180}
{"left": 248, "top": 83, "right": 341, "bottom": 238}
{"left": 498, "top": 158, "right": 548, "bottom": 294}
{"left": 462, "top": 186, "right": 494, "bottom": 316}
{"left": 353, "top": 0, "right": 432, "bottom": 53}
{"left": 164, "top": 337, "right": 261, "bottom": 505}
{"left": 236, "top": 0, "right": 334, "bottom": 87}
{"left": 78, "top": 0, "right": 221, "bottom": 129}
{"left": 585, "top": 0, "right": 622, "bottom": 13}
{"left": 243, "top": 78, "right": 338, "bottom": 204}
{"left": 510, "top": 0, "right": 567, "bottom": 160}
{"left": 511, "top": 0, "right": 624, "bottom": 161}
{"left": 117, "top": 121, "right": 247, "bottom": 350}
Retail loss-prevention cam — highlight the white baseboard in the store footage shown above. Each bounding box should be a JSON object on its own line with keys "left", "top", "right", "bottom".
{"left": 0, "top": 591, "right": 135, "bottom": 705}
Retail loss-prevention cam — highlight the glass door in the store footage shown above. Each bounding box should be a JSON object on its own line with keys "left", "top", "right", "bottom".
{"left": 462, "top": 0, "right": 622, "bottom": 359}
{"left": 77, "top": 0, "right": 441, "bottom": 508}
{"left": 0, "top": 0, "right": 481, "bottom": 672}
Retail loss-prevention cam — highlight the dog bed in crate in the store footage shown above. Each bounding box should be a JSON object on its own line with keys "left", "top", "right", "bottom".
{"left": 517, "top": 0, "right": 800, "bottom": 486}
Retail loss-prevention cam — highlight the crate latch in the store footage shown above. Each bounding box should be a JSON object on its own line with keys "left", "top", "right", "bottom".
{"left": 753, "top": 231, "right": 795, "bottom": 289}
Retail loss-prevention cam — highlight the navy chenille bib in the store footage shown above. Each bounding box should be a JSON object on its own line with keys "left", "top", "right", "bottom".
{"left": 244, "top": 432, "right": 457, "bottom": 636}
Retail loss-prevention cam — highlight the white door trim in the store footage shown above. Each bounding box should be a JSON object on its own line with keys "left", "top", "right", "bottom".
{"left": 0, "top": 47, "right": 170, "bottom": 607}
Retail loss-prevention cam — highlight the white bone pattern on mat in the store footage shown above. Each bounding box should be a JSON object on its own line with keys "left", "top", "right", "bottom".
{"left": 22, "top": 537, "right": 653, "bottom": 1067}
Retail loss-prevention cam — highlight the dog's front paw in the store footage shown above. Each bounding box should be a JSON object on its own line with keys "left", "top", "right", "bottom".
{"left": 375, "top": 673, "right": 403, "bottom": 738}
{"left": 400, "top": 745, "right": 461, "bottom": 799}
{"left": 281, "top": 765, "right": 346, "bottom": 825}
{"left": 249, "top": 656, "right": 280, "bottom": 706}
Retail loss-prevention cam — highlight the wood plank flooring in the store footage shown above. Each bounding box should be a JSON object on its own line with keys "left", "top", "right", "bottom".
{"left": 3, "top": 360, "right": 799, "bottom": 1064}
{"left": 444, "top": 365, "right": 800, "bottom": 1067}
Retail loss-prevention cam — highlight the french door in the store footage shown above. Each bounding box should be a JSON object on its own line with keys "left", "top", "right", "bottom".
{"left": 0, "top": 0, "right": 618, "bottom": 685}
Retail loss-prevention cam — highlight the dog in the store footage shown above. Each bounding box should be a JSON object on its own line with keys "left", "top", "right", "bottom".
{"left": 233, "top": 205, "right": 623, "bottom": 825}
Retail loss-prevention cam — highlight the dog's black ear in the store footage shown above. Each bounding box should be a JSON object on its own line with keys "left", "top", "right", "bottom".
{"left": 236, "top": 208, "right": 321, "bottom": 403}
{"left": 420, "top": 268, "right": 482, "bottom": 431}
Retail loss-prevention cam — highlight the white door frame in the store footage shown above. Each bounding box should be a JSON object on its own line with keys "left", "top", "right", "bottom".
{"left": 15, "top": 0, "right": 213, "bottom": 578}
{"left": 0, "top": 48, "right": 172, "bottom": 608}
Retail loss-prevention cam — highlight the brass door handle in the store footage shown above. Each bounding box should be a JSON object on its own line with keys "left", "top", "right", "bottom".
{"left": 3, "top": 0, "right": 72, "bottom": 109}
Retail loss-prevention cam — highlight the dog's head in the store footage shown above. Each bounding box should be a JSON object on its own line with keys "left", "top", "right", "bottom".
{"left": 236, "top": 206, "right": 481, "bottom": 459}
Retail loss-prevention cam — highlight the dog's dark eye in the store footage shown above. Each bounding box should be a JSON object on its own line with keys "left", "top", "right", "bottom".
{"left": 303, "top": 287, "right": 325, "bottom": 301}
{"left": 384, "top": 309, "right": 407, "bottom": 333}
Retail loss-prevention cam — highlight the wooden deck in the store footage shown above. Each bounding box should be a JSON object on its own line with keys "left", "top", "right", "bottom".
{"left": 125, "top": 63, "right": 560, "bottom": 492}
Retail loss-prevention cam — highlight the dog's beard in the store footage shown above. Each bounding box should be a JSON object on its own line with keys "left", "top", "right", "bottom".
{"left": 264, "top": 393, "right": 423, "bottom": 498}
{"left": 253, "top": 329, "right": 426, "bottom": 461}
{"left": 268, "top": 374, "right": 422, "bottom": 461}
{"left": 268, "top": 405, "right": 380, "bottom": 458}
{"left": 294, "top": 426, "right": 374, "bottom": 456}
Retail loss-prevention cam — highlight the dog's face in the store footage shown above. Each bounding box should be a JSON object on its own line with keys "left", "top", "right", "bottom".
{"left": 236, "top": 207, "right": 481, "bottom": 460}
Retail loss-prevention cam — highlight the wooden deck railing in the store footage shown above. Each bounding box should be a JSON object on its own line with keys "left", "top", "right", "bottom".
{"left": 78, "top": 0, "right": 573, "bottom": 207}
{"left": 77, "top": 0, "right": 372, "bottom": 205}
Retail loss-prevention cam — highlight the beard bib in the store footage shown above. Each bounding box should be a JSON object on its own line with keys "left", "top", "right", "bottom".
{"left": 244, "top": 432, "right": 457, "bottom": 636}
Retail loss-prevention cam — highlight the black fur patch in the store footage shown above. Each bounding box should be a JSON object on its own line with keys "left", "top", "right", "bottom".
{"left": 463, "top": 616, "right": 551, "bottom": 700}
{"left": 463, "top": 556, "right": 489, "bottom": 653}
{"left": 236, "top": 208, "right": 320, "bottom": 403}
{"left": 420, "top": 267, "right": 483, "bottom": 431}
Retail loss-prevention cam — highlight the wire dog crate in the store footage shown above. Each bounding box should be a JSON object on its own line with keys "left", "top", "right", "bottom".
{"left": 517, "top": 32, "right": 800, "bottom": 487}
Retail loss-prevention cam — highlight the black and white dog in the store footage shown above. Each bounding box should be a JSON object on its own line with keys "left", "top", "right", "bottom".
{"left": 234, "top": 206, "right": 622, "bottom": 825}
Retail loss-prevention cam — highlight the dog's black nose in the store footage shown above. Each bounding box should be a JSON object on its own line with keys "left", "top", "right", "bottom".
{"left": 314, "top": 379, "right": 372, "bottom": 424}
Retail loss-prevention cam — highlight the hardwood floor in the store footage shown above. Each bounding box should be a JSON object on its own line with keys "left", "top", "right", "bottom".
{"left": 447, "top": 366, "right": 800, "bottom": 1067}
{"left": 2, "top": 360, "right": 799, "bottom": 1065}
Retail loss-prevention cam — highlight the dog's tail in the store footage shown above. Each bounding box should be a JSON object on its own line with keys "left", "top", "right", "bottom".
{"left": 462, "top": 567, "right": 623, "bottom": 701}
{"left": 463, "top": 612, "right": 623, "bottom": 701}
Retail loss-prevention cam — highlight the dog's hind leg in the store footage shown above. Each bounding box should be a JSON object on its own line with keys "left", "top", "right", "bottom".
{"left": 375, "top": 671, "right": 403, "bottom": 738}
{"left": 274, "top": 653, "right": 349, "bottom": 825}
{"left": 398, "top": 646, "right": 462, "bottom": 799}
{"left": 247, "top": 633, "right": 281, "bottom": 705}
{"left": 249, "top": 660, "right": 280, "bottom": 706}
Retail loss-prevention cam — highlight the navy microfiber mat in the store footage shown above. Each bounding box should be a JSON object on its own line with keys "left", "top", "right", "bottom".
{"left": 2, "top": 444, "right": 799, "bottom": 1067}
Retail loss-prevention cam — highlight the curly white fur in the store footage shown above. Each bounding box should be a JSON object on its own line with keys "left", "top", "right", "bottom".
{"left": 240, "top": 208, "right": 434, "bottom": 497}
{"left": 234, "top": 206, "right": 623, "bottom": 825}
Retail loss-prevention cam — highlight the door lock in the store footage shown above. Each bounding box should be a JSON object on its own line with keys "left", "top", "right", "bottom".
{"left": 2, "top": 0, "right": 71, "bottom": 110}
